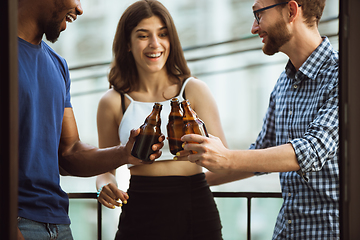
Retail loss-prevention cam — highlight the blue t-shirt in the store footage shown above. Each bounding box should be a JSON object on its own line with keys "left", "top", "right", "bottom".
{"left": 18, "top": 37, "right": 72, "bottom": 224}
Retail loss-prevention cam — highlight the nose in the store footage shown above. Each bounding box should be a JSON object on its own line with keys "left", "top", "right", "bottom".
{"left": 251, "top": 19, "right": 259, "bottom": 35}
{"left": 76, "top": 0, "right": 84, "bottom": 16}
{"left": 149, "top": 35, "right": 161, "bottom": 48}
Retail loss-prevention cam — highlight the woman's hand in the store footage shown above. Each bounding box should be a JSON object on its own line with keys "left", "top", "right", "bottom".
{"left": 97, "top": 183, "right": 129, "bottom": 209}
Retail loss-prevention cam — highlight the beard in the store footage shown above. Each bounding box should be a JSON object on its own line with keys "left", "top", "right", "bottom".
{"left": 44, "top": 0, "right": 63, "bottom": 43}
{"left": 44, "top": 18, "right": 62, "bottom": 43}
{"left": 262, "top": 17, "right": 292, "bottom": 56}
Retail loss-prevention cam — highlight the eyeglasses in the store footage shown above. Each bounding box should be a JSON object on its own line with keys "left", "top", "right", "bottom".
{"left": 253, "top": 2, "right": 289, "bottom": 24}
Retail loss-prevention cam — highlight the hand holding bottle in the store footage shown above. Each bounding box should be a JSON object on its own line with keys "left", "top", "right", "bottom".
{"left": 181, "top": 99, "right": 209, "bottom": 138}
{"left": 126, "top": 128, "right": 165, "bottom": 165}
{"left": 131, "top": 103, "right": 163, "bottom": 163}
{"left": 177, "top": 133, "right": 232, "bottom": 174}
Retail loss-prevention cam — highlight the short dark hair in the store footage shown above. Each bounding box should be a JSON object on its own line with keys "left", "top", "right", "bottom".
{"left": 275, "top": 0, "right": 326, "bottom": 27}
{"left": 109, "top": 0, "right": 191, "bottom": 93}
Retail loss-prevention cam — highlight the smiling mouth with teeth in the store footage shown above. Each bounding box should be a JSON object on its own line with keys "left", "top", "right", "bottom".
{"left": 146, "top": 53, "right": 162, "bottom": 58}
{"left": 66, "top": 14, "right": 75, "bottom": 23}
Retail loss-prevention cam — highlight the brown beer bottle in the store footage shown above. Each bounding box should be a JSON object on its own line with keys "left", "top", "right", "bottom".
{"left": 131, "top": 103, "right": 162, "bottom": 163}
{"left": 167, "top": 98, "right": 185, "bottom": 155}
{"left": 181, "top": 99, "right": 209, "bottom": 137}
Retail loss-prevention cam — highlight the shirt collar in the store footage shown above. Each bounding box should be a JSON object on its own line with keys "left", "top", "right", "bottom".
{"left": 285, "top": 37, "right": 334, "bottom": 82}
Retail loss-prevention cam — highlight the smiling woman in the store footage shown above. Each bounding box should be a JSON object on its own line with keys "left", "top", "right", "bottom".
{"left": 108, "top": 0, "right": 191, "bottom": 93}
{"left": 95, "top": 0, "right": 227, "bottom": 239}
{"left": 129, "top": 16, "right": 171, "bottom": 75}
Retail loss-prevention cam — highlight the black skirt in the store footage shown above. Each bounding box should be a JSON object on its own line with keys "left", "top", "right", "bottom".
{"left": 115, "top": 173, "right": 223, "bottom": 240}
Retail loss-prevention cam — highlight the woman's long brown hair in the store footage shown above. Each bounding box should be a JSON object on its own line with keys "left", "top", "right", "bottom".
{"left": 109, "top": 0, "right": 191, "bottom": 93}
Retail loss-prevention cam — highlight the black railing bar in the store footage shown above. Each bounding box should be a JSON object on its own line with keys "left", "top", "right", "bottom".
{"left": 97, "top": 201, "right": 102, "bottom": 240}
{"left": 68, "top": 192, "right": 97, "bottom": 199}
{"left": 212, "top": 192, "right": 282, "bottom": 198}
{"left": 247, "top": 197, "right": 251, "bottom": 240}
{"left": 67, "top": 191, "right": 282, "bottom": 199}
{"left": 68, "top": 16, "right": 338, "bottom": 72}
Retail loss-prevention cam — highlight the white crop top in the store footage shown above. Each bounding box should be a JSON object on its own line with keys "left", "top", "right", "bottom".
{"left": 119, "top": 77, "right": 192, "bottom": 168}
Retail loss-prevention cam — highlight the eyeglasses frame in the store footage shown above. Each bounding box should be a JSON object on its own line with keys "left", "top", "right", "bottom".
{"left": 253, "top": 1, "right": 290, "bottom": 24}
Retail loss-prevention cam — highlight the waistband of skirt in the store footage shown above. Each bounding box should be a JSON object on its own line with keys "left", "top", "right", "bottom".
{"left": 128, "top": 173, "right": 206, "bottom": 189}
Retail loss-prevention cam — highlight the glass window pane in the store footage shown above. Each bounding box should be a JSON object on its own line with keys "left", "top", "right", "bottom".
{"left": 68, "top": 199, "right": 98, "bottom": 240}
{"left": 251, "top": 198, "right": 283, "bottom": 240}
{"left": 215, "top": 198, "right": 248, "bottom": 239}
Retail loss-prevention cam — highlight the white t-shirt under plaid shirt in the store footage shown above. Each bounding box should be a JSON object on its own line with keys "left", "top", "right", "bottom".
{"left": 250, "top": 37, "right": 339, "bottom": 239}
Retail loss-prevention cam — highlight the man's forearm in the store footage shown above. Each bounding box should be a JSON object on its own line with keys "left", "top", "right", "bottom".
{"left": 59, "top": 142, "right": 128, "bottom": 177}
{"left": 205, "top": 171, "right": 254, "bottom": 186}
{"left": 230, "top": 143, "right": 300, "bottom": 173}
{"left": 204, "top": 144, "right": 299, "bottom": 186}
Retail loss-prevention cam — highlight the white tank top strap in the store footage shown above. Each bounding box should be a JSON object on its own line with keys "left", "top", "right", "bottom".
{"left": 178, "top": 77, "right": 193, "bottom": 101}
{"left": 124, "top": 93, "right": 134, "bottom": 102}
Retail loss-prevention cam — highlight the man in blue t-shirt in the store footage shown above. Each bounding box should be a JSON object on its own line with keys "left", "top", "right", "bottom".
{"left": 17, "top": 0, "right": 164, "bottom": 239}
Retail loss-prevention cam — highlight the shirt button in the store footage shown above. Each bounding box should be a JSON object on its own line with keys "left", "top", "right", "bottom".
{"left": 289, "top": 111, "right": 293, "bottom": 115}
{"left": 288, "top": 220, "right": 292, "bottom": 224}
{"left": 288, "top": 193, "right": 292, "bottom": 197}
{"left": 294, "top": 85, "right": 298, "bottom": 89}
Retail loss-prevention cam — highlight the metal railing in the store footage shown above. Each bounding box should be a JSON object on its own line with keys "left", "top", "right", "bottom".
{"left": 68, "top": 191, "right": 282, "bottom": 240}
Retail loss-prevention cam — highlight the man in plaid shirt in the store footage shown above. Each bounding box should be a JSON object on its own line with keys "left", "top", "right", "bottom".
{"left": 179, "top": 0, "right": 339, "bottom": 239}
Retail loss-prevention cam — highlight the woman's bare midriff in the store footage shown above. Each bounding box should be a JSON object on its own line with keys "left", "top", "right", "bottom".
{"left": 130, "top": 160, "right": 202, "bottom": 176}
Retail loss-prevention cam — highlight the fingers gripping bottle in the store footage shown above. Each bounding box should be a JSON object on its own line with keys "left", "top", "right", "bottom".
{"left": 181, "top": 99, "right": 209, "bottom": 153}
{"left": 167, "top": 98, "right": 185, "bottom": 155}
{"left": 131, "top": 103, "right": 162, "bottom": 163}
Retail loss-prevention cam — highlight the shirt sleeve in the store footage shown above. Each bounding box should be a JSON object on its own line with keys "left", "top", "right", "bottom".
{"left": 63, "top": 58, "right": 72, "bottom": 108}
{"left": 290, "top": 79, "right": 338, "bottom": 174}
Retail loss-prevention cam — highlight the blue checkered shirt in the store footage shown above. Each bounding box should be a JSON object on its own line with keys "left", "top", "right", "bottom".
{"left": 250, "top": 37, "right": 339, "bottom": 239}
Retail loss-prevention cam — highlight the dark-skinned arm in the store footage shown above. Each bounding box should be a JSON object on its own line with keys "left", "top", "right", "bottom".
{"left": 58, "top": 108, "right": 164, "bottom": 177}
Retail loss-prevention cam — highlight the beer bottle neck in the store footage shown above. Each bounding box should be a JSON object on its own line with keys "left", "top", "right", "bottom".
{"left": 146, "top": 104, "right": 162, "bottom": 126}
{"left": 182, "top": 105, "right": 196, "bottom": 121}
